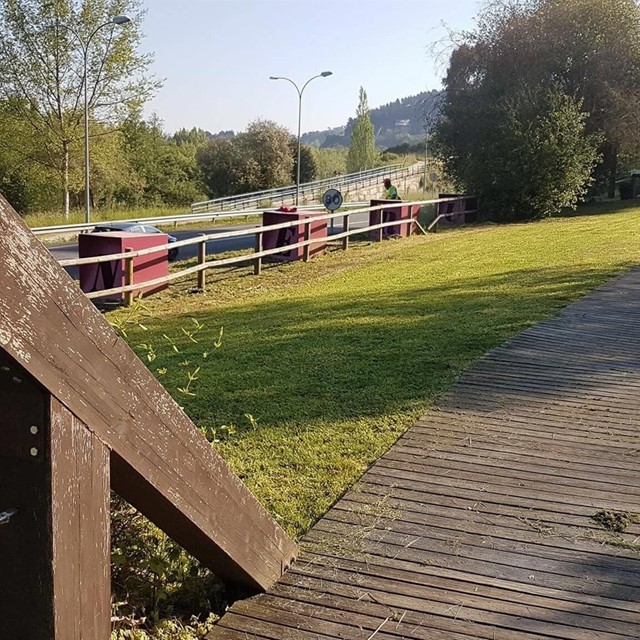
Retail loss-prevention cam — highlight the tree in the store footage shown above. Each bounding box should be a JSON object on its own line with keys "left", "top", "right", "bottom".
{"left": 311, "top": 147, "right": 347, "bottom": 179}
{"left": 121, "top": 116, "right": 206, "bottom": 206}
{"left": 537, "top": 0, "right": 640, "bottom": 197}
{"left": 197, "top": 137, "right": 242, "bottom": 199}
{"left": 197, "top": 119, "right": 293, "bottom": 198}
{"left": 347, "top": 87, "right": 378, "bottom": 172}
{"left": 434, "top": 85, "right": 601, "bottom": 221}
{"left": 0, "top": 0, "right": 160, "bottom": 216}
{"left": 234, "top": 119, "right": 293, "bottom": 192}
{"left": 290, "top": 140, "right": 317, "bottom": 184}
{"left": 436, "top": 0, "right": 640, "bottom": 206}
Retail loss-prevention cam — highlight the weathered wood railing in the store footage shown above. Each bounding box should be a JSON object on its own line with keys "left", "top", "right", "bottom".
{"left": 58, "top": 197, "right": 476, "bottom": 303}
{"left": 0, "top": 194, "right": 298, "bottom": 639}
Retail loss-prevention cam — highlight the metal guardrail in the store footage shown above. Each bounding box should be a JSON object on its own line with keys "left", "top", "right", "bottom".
{"left": 32, "top": 202, "right": 367, "bottom": 238}
{"left": 190, "top": 163, "right": 424, "bottom": 213}
{"left": 33, "top": 164, "right": 422, "bottom": 238}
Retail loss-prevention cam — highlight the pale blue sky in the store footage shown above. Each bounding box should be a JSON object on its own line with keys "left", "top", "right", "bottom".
{"left": 140, "top": 0, "right": 480, "bottom": 135}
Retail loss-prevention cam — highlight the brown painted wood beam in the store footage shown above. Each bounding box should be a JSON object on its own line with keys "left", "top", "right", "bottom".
{"left": 0, "top": 355, "right": 111, "bottom": 638}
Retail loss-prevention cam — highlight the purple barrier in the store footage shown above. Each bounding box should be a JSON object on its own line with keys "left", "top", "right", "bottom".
{"left": 79, "top": 232, "right": 168, "bottom": 301}
{"left": 436, "top": 194, "right": 477, "bottom": 227}
{"left": 262, "top": 209, "right": 328, "bottom": 262}
{"left": 368, "top": 200, "right": 420, "bottom": 241}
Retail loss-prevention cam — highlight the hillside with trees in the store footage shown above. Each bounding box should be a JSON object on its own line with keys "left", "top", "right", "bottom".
{"left": 302, "top": 89, "right": 442, "bottom": 149}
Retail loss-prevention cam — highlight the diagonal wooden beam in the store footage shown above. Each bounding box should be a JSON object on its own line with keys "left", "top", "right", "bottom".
{"left": 0, "top": 195, "right": 297, "bottom": 591}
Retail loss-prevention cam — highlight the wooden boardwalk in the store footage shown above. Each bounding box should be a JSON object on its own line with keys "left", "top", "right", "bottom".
{"left": 208, "top": 268, "right": 640, "bottom": 640}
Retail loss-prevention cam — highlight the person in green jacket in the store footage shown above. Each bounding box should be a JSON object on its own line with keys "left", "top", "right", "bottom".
{"left": 383, "top": 177, "right": 401, "bottom": 200}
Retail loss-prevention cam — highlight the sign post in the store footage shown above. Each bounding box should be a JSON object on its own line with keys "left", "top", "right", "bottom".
{"left": 323, "top": 188, "right": 343, "bottom": 233}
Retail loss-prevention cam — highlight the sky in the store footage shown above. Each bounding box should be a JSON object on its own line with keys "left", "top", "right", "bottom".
{"left": 140, "top": 0, "right": 481, "bottom": 136}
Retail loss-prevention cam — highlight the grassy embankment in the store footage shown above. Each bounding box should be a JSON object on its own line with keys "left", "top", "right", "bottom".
{"left": 111, "top": 202, "right": 640, "bottom": 540}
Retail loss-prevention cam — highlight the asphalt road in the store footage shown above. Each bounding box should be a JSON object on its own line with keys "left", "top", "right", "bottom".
{"left": 49, "top": 214, "right": 371, "bottom": 278}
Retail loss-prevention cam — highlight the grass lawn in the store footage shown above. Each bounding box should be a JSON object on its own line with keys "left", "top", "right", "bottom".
{"left": 110, "top": 203, "right": 640, "bottom": 540}
{"left": 24, "top": 205, "right": 190, "bottom": 228}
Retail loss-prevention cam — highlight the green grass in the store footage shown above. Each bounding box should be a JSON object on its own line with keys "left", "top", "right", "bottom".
{"left": 24, "top": 205, "right": 190, "bottom": 228}
{"left": 110, "top": 204, "right": 640, "bottom": 539}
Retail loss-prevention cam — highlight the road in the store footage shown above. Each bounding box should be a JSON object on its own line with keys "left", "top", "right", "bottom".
{"left": 49, "top": 215, "right": 371, "bottom": 277}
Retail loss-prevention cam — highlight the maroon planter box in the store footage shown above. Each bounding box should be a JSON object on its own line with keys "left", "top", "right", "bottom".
{"left": 436, "top": 194, "right": 477, "bottom": 226}
{"left": 368, "top": 199, "right": 421, "bottom": 241}
{"left": 262, "top": 209, "right": 328, "bottom": 262}
{"left": 79, "top": 232, "right": 169, "bottom": 301}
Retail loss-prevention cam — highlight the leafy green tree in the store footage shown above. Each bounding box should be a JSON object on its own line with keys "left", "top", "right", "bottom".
{"left": 290, "top": 140, "right": 317, "bottom": 184}
{"left": 0, "top": 0, "right": 160, "bottom": 216}
{"left": 347, "top": 87, "right": 378, "bottom": 172}
{"left": 311, "top": 147, "right": 348, "bottom": 179}
{"left": 121, "top": 116, "right": 205, "bottom": 206}
{"left": 197, "top": 119, "right": 293, "bottom": 198}
{"left": 438, "top": 0, "right": 640, "bottom": 203}
{"left": 172, "top": 127, "right": 210, "bottom": 148}
{"left": 196, "top": 137, "right": 242, "bottom": 199}
{"left": 434, "top": 84, "right": 601, "bottom": 221}
{"left": 235, "top": 119, "right": 293, "bottom": 192}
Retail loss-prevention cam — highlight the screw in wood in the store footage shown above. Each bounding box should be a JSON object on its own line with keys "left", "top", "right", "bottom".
{"left": 30, "top": 426, "right": 38, "bottom": 435}
{"left": 30, "top": 447, "right": 38, "bottom": 457}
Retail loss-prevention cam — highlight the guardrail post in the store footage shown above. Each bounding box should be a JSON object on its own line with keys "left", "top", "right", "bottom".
{"left": 254, "top": 230, "right": 263, "bottom": 276}
{"left": 377, "top": 209, "right": 384, "bottom": 243}
{"left": 124, "top": 247, "right": 134, "bottom": 307}
{"left": 197, "top": 237, "right": 207, "bottom": 291}
{"left": 303, "top": 219, "right": 311, "bottom": 262}
{"left": 342, "top": 213, "right": 349, "bottom": 251}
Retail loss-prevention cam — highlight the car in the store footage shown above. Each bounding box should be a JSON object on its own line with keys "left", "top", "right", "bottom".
{"left": 90, "top": 222, "right": 179, "bottom": 261}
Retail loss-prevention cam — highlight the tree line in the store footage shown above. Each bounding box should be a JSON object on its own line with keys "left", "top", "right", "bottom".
{"left": 432, "top": 0, "right": 640, "bottom": 221}
{"left": 0, "top": 1, "right": 379, "bottom": 218}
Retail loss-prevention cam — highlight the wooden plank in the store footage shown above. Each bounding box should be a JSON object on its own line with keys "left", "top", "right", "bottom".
{"left": 0, "top": 353, "right": 54, "bottom": 638}
{"left": 375, "top": 452, "right": 640, "bottom": 501}
{"left": 354, "top": 482, "right": 634, "bottom": 533}
{"left": 286, "top": 560, "right": 637, "bottom": 640}
{"left": 311, "top": 516, "right": 640, "bottom": 591}
{"left": 381, "top": 448, "right": 640, "bottom": 496}
{"left": 396, "top": 433, "right": 640, "bottom": 477}
{"left": 0, "top": 355, "right": 110, "bottom": 639}
{"left": 268, "top": 583, "right": 553, "bottom": 640}
{"left": 328, "top": 501, "right": 640, "bottom": 565}
{"left": 368, "top": 459, "right": 640, "bottom": 509}
{"left": 51, "top": 398, "right": 111, "bottom": 640}
{"left": 0, "top": 193, "right": 296, "bottom": 590}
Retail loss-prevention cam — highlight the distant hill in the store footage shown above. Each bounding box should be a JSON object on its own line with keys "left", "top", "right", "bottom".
{"left": 301, "top": 90, "right": 442, "bottom": 149}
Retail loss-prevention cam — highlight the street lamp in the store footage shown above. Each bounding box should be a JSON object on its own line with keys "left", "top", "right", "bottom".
{"left": 270, "top": 71, "right": 333, "bottom": 206}
{"left": 54, "top": 16, "right": 131, "bottom": 223}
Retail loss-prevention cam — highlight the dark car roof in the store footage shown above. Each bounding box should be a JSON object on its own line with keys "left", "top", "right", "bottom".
{"left": 91, "top": 222, "right": 176, "bottom": 242}
{"left": 93, "top": 222, "right": 144, "bottom": 231}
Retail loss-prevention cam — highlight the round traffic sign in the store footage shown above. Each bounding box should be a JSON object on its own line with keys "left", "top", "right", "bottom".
{"left": 323, "top": 188, "right": 343, "bottom": 212}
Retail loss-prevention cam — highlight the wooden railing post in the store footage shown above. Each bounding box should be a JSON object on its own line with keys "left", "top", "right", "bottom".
{"left": 197, "top": 237, "right": 207, "bottom": 291}
{"left": 0, "top": 356, "right": 111, "bottom": 639}
{"left": 303, "top": 218, "right": 311, "bottom": 262}
{"left": 254, "top": 229, "right": 263, "bottom": 275}
{"left": 377, "top": 209, "right": 384, "bottom": 243}
{"left": 124, "top": 247, "right": 134, "bottom": 307}
{"left": 342, "top": 213, "right": 349, "bottom": 251}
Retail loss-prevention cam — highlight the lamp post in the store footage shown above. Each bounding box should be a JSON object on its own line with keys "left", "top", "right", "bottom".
{"left": 270, "top": 71, "right": 332, "bottom": 206}
{"left": 56, "top": 16, "right": 131, "bottom": 223}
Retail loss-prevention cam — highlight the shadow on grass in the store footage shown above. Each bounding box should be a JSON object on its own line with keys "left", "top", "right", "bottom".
{"left": 560, "top": 199, "right": 640, "bottom": 217}
{"left": 174, "top": 264, "right": 629, "bottom": 431}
